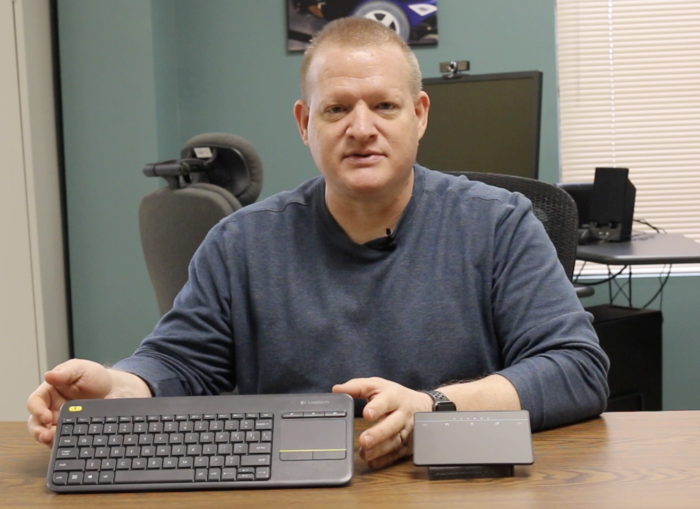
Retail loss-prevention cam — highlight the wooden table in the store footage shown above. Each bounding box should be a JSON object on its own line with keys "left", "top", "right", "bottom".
{"left": 3, "top": 412, "right": 700, "bottom": 508}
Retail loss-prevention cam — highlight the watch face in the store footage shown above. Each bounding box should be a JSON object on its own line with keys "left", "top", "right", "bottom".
{"left": 434, "top": 400, "right": 457, "bottom": 412}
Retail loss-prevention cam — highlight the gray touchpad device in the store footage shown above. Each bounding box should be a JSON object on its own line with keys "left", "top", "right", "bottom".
{"left": 413, "top": 410, "right": 534, "bottom": 466}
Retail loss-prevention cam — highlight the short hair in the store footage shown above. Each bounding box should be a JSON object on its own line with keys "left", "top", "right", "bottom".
{"left": 300, "top": 17, "right": 423, "bottom": 101}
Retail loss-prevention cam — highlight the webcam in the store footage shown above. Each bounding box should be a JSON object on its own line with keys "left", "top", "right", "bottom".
{"left": 439, "top": 60, "right": 470, "bottom": 79}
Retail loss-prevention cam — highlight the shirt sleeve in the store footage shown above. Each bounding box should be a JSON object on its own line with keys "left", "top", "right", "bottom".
{"left": 113, "top": 222, "right": 237, "bottom": 397}
{"left": 489, "top": 192, "right": 610, "bottom": 430}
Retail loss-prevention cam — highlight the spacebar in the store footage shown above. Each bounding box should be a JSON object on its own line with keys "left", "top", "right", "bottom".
{"left": 115, "top": 470, "right": 195, "bottom": 483}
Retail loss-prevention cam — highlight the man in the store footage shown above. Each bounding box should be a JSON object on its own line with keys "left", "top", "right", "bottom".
{"left": 28, "top": 18, "right": 609, "bottom": 470}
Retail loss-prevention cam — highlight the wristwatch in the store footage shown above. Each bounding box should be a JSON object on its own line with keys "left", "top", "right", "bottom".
{"left": 423, "top": 390, "right": 456, "bottom": 412}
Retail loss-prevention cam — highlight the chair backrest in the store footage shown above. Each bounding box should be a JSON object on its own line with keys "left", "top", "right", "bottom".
{"left": 140, "top": 133, "right": 264, "bottom": 315}
{"left": 447, "top": 172, "right": 579, "bottom": 281}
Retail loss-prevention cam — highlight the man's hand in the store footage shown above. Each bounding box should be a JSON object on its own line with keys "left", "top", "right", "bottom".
{"left": 333, "top": 377, "right": 433, "bottom": 469}
{"left": 27, "top": 359, "right": 152, "bottom": 447}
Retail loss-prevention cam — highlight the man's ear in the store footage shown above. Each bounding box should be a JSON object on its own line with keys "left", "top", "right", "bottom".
{"left": 415, "top": 91, "right": 430, "bottom": 141}
{"left": 293, "top": 100, "right": 310, "bottom": 146}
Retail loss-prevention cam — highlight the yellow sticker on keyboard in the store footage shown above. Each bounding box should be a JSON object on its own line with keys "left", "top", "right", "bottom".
{"left": 68, "top": 406, "right": 83, "bottom": 412}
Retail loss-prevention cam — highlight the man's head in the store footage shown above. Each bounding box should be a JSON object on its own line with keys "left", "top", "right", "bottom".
{"left": 300, "top": 17, "right": 423, "bottom": 102}
{"left": 294, "top": 18, "right": 430, "bottom": 205}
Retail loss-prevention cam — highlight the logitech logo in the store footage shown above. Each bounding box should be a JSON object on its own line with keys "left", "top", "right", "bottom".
{"left": 300, "top": 400, "right": 330, "bottom": 405}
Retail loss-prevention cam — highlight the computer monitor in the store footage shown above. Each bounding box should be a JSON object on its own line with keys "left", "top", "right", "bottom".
{"left": 418, "top": 71, "right": 543, "bottom": 179}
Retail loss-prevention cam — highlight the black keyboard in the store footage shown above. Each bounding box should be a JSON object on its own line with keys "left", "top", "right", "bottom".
{"left": 47, "top": 393, "right": 354, "bottom": 493}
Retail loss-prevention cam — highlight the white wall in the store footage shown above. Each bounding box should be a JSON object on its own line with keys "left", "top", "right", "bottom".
{"left": 0, "top": 0, "right": 69, "bottom": 420}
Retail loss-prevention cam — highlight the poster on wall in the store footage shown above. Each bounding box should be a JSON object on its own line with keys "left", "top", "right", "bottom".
{"left": 287, "top": 0, "right": 438, "bottom": 52}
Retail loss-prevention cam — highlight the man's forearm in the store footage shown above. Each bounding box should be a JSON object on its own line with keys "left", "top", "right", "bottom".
{"left": 107, "top": 369, "right": 153, "bottom": 398}
{"left": 434, "top": 374, "right": 521, "bottom": 411}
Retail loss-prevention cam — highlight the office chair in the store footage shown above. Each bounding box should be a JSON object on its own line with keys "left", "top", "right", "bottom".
{"left": 140, "top": 133, "right": 264, "bottom": 315}
{"left": 447, "top": 172, "right": 579, "bottom": 282}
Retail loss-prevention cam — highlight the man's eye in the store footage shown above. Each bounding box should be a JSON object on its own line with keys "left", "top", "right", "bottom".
{"left": 378, "top": 102, "right": 396, "bottom": 110}
{"left": 326, "top": 106, "right": 345, "bottom": 114}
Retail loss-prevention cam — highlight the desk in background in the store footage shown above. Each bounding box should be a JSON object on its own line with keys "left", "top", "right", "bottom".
{"left": 576, "top": 232, "right": 700, "bottom": 412}
{"left": 2, "top": 413, "right": 700, "bottom": 509}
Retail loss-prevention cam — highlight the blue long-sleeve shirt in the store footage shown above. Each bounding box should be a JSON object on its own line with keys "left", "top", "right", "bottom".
{"left": 115, "top": 165, "right": 609, "bottom": 430}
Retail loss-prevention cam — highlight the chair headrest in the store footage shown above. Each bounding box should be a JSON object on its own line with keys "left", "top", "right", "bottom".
{"left": 180, "top": 133, "right": 264, "bottom": 207}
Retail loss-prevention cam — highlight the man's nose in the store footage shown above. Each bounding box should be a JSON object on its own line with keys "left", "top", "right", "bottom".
{"left": 346, "top": 104, "right": 378, "bottom": 140}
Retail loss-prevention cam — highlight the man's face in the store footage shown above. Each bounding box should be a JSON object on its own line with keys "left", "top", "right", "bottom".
{"left": 294, "top": 43, "right": 429, "bottom": 202}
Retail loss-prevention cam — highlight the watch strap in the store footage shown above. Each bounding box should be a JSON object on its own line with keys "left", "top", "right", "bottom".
{"left": 422, "top": 390, "right": 456, "bottom": 411}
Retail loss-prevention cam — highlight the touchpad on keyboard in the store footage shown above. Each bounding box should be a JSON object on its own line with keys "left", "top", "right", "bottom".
{"left": 279, "top": 419, "right": 347, "bottom": 461}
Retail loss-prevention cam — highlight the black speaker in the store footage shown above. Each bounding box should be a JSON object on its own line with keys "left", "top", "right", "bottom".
{"left": 588, "top": 304, "right": 662, "bottom": 411}
{"left": 589, "top": 167, "right": 636, "bottom": 242}
{"left": 557, "top": 182, "right": 594, "bottom": 229}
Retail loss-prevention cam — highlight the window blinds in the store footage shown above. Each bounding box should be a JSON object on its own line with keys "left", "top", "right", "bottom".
{"left": 557, "top": 0, "right": 700, "bottom": 275}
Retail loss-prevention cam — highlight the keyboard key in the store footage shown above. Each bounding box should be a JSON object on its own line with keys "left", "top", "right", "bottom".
{"left": 79, "top": 448, "right": 95, "bottom": 459}
{"left": 95, "top": 447, "right": 110, "bottom": 458}
{"left": 115, "top": 469, "right": 194, "bottom": 484}
{"left": 85, "top": 460, "right": 102, "bottom": 470}
{"left": 241, "top": 455, "right": 270, "bottom": 467}
{"left": 99, "top": 471, "right": 114, "bottom": 484}
{"left": 93, "top": 435, "right": 108, "bottom": 446}
{"left": 225, "top": 455, "right": 240, "bottom": 467}
{"left": 86, "top": 459, "right": 101, "bottom": 470}
{"left": 73, "top": 424, "right": 88, "bottom": 435}
{"left": 221, "top": 468, "right": 237, "bottom": 481}
{"left": 88, "top": 424, "right": 103, "bottom": 435}
{"left": 109, "top": 447, "right": 124, "bottom": 458}
{"left": 237, "top": 473, "right": 254, "bottom": 481}
{"left": 103, "top": 423, "right": 118, "bottom": 434}
{"left": 261, "top": 431, "right": 273, "bottom": 442}
{"left": 195, "top": 469, "right": 208, "bottom": 481}
{"left": 245, "top": 431, "right": 261, "bottom": 442}
{"left": 163, "top": 457, "right": 178, "bottom": 469}
{"left": 140, "top": 446, "right": 155, "bottom": 457}
{"left": 208, "top": 468, "right": 221, "bottom": 481}
{"left": 224, "top": 420, "right": 239, "bottom": 431}
{"left": 67, "top": 472, "right": 83, "bottom": 485}
{"left": 100, "top": 459, "right": 116, "bottom": 470}
{"left": 54, "top": 459, "right": 85, "bottom": 471}
{"left": 131, "top": 458, "right": 146, "bottom": 469}
{"left": 147, "top": 458, "right": 162, "bottom": 469}
{"left": 209, "top": 456, "right": 225, "bottom": 467}
{"left": 57, "top": 448, "right": 78, "bottom": 459}
{"left": 108, "top": 435, "right": 123, "bottom": 446}
{"left": 154, "top": 433, "right": 169, "bottom": 445}
{"left": 255, "top": 419, "right": 273, "bottom": 430}
{"left": 256, "top": 467, "right": 270, "bottom": 480}
{"left": 178, "top": 456, "right": 193, "bottom": 468}
{"left": 83, "top": 471, "right": 98, "bottom": 484}
{"left": 250, "top": 443, "right": 271, "bottom": 454}
{"left": 116, "top": 459, "right": 131, "bottom": 470}
{"left": 78, "top": 436, "right": 93, "bottom": 447}
{"left": 240, "top": 420, "right": 254, "bottom": 431}
{"left": 58, "top": 437, "right": 78, "bottom": 447}
{"left": 52, "top": 472, "right": 68, "bottom": 485}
